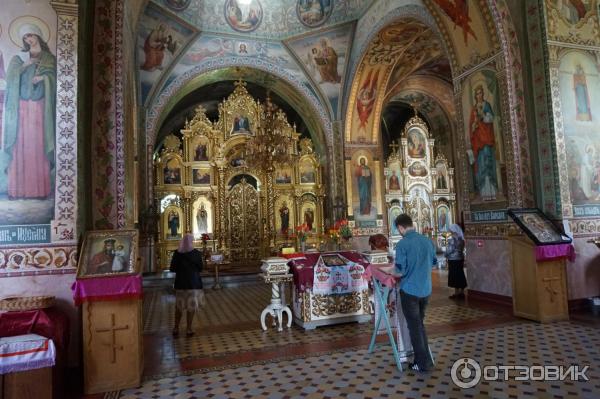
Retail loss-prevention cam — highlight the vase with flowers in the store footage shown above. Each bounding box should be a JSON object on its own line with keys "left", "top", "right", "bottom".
{"left": 201, "top": 233, "right": 210, "bottom": 259}
{"left": 329, "top": 227, "right": 340, "bottom": 251}
{"left": 295, "top": 224, "right": 309, "bottom": 253}
{"left": 334, "top": 219, "right": 353, "bottom": 250}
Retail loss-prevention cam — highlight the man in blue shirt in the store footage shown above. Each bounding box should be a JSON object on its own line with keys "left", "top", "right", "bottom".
{"left": 395, "top": 214, "right": 436, "bottom": 372}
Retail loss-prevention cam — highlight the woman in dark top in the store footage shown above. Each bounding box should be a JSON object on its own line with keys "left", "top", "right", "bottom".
{"left": 170, "top": 233, "right": 204, "bottom": 337}
{"left": 445, "top": 224, "right": 467, "bottom": 299}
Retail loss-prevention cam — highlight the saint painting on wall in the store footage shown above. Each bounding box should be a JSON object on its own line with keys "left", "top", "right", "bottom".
{"left": 140, "top": 23, "right": 178, "bottom": 72}
{"left": 224, "top": 0, "right": 263, "bottom": 33}
{"left": 573, "top": 63, "right": 592, "bottom": 121}
{"left": 300, "top": 161, "right": 316, "bottom": 184}
{"left": 304, "top": 207, "right": 314, "bottom": 231}
{"left": 166, "top": 210, "right": 181, "bottom": 239}
{"left": 196, "top": 203, "right": 208, "bottom": 234}
{"left": 388, "top": 170, "right": 401, "bottom": 191}
{"left": 435, "top": 162, "right": 448, "bottom": 190}
{"left": 193, "top": 139, "right": 209, "bottom": 161}
{"left": 437, "top": 205, "right": 450, "bottom": 232}
{"left": 1, "top": 18, "right": 56, "bottom": 204}
{"left": 296, "top": 0, "right": 334, "bottom": 28}
{"left": 389, "top": 205, "right": 402, "bottom": 236}
{"left": 163, "top": 159, "right": 181, "bottom": 184}
{"left": 463, "top": 71, "right": 504, "bottom": 204}
{"left": 307, "top": 38, "right": 341, "bottom": 84}
{"left": 279, "top": 201, "right": 290, "bottom": 234}
{"left": 192, "top": 168, "right": 211, "bottom": 185}
{"left": 231, "top": 113, "right": 251, "bottom": 134}
{"left": 407, "top": 129, "right": 426, "bottom": 158}
{"left": 275, "top": 167, "right": 293, "bottom": 184}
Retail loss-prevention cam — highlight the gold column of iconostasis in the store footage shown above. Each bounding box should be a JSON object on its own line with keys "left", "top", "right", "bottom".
{"left": 153, "top": 82, "right": 325, "bottom": 269}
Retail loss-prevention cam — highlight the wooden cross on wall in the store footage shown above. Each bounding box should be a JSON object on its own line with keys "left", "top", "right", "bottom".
{"left": 95, "top": 313, "right": 130, "bottom": 363}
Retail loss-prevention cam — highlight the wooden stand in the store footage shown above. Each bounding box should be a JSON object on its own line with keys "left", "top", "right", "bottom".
{"left": 82, "top": 298, "right": 143, "bottom": 394}
{"left": 509, "top": 236, "right": 569, "bottom": 322}
{"left": 1, "top": 367, "right": 52, "bottom": 399}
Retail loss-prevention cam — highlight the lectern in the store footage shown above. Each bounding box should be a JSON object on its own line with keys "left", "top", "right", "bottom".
{"left": 507, "top": 209, "right": 573, "bottom": 323}
{"left": 72, "top": 230, "right": 143, "bottom": 394}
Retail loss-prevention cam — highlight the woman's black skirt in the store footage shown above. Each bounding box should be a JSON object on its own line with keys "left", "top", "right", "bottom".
{"left": 448, "top": 259, "right": 467, "bottom": 289}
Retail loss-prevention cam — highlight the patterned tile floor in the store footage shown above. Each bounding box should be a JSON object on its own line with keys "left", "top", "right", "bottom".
{"left": 94, "top": 270, "right": 600, "bottom": 398}
{"left": 120, "top": 322, "right": 600, "bottom": 399}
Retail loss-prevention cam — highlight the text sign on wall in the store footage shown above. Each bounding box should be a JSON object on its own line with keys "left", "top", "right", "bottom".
{"left": 0, "top": 225, "right": 51, "bottom": 245}
{"left": 573, "top": 205, "right": 600, "bottom": 217}
{"left": 471, "top": 210, "right": 508, "bottom": 223}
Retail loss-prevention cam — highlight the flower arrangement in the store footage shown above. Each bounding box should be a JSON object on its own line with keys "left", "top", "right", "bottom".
{"left": 295, "top": 224, "right": 309, "bottom": 242}
{"left": 201, "top": 233, "right": 210, "bottom": 243}
{"left": 335, "top": 219, "right": 352, "bottom": 240}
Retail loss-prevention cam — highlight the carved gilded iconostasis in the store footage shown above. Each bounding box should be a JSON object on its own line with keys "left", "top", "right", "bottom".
{"left": 154, "top": 82, "right": 324, "bottom": 269}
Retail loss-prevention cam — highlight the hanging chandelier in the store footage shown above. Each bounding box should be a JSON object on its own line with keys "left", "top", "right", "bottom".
{"left": 244, "top": 95, "right": 299, "bottom": 172}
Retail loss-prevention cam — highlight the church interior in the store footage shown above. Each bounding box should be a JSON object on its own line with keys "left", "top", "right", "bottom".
{"left": 0, "top": 0, "right": 599, "bottom": 398}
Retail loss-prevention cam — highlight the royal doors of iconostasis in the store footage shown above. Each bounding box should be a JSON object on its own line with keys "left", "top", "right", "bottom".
{"left": 383, "top": 114, "right": 457, "bottom": 249}
{"left": 153, "top": 81, "right": 324, "bottom": 269}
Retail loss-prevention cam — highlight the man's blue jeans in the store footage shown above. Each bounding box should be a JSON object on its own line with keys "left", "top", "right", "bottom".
{"left": 400, "top": 290, "right": 434, "bottom": 370}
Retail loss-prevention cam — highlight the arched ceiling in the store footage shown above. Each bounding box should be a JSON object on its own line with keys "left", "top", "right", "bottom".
{"left": 155, "top": 66, "right": 328, "bottom": 157}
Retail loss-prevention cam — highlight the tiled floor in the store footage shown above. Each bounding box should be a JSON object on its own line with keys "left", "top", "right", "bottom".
{"left": 97, "top": 271, "right": 600, "bottom": 398}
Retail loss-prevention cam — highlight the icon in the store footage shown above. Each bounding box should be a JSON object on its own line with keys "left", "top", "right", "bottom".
{"left": 451, "top": 357, "right": 482, "bottom": 388}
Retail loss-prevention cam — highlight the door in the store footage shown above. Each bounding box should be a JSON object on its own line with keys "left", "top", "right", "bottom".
{"left": 227, "top": 178, "right": 261, "bottom": 263}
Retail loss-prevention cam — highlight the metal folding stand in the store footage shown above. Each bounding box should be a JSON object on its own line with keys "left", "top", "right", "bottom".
{"left": 368, "top": 277, "right": 403, "bottom": 372}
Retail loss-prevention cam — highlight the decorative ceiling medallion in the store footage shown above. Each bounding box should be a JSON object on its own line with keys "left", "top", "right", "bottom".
{"left": 224, "top": 0, "right": 263, "bottom": 33}
{"left": 164, "top": 0, "right": 192, "bottom": 12}
{"left": 297, "top": 0, "right": 334, "bottom": 28}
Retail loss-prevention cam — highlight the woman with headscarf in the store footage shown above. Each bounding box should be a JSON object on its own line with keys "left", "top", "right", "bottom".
{"left": 445, "top": 224, "right": 467, "bottom": 298}
{"left": 169, "top": 233, "right": 204, "bottom": 337}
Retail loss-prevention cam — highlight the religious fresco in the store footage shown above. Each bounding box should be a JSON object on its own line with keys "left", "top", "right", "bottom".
{"left": 224, "top": 0, "right": 263, "bottom": 33}
{"left": 461, "top": 69, "right": 507, "bottom": 209}
{"left": 297, "top": 0, "right": 334, "bottom": 28}
{"left": 426, "top": 0, "right": 496, "bottom": 69}
{"left": 347, "top": 21, "right": 445, "bottom": 144}
{"left": 347, "top": 150, "right": 380, "bottom": 228}
{"left": 545, "top": 1, "right": 599, "bottom": 46}
{"left": 156, "top": 34, "right": 315, "bottom": 106}
{"left": 164, "top": 0, "right": 192, "bottom": 11}
{"left": 0, "top": 3, "right": 58, "bottom": 243}
{"left": 348, "top": 65, "right": 383, "bottom": 143}
{"left": 137, "top": 2, "right": 196, "bottom": 103}
{"left": 559, "top": 51, "right": 600, "bottom": 208}
{"left": 151, "top": 0, "right": 371, "bottom": 40}
{"left": 285, "top": 23, "right": 353, "bottom": 115}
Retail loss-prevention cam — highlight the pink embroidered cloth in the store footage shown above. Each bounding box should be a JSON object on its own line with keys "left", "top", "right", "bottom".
{"left": 363, "top": 263, "right": 400, "bottom": 288}
{"left": 71, "top": 274, "right": 143, "bottom": 306}
{"left": 288, "top": 251, "right": 369, "bottom": 293}
{"left": 535, "top": 244, "right": 576, "bottom": 262}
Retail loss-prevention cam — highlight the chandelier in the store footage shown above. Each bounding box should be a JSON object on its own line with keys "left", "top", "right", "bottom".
{"left": 244, "top": 95, "right": 299, "bottom": 171}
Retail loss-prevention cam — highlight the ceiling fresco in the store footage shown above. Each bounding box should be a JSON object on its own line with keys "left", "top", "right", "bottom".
{"left": 346, "top": 18, "right": 449, "bottom": 143}
{"left": 152, "top": 0, "right": 373, "bottom": 39}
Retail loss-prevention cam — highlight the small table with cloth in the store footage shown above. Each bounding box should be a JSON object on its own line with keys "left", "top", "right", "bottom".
{"left": 286, "top": 251, "right": 371, "bottom": 330}
{"left": 0, "top": 307, "right": 70, "bottom": 399}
